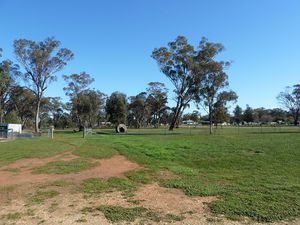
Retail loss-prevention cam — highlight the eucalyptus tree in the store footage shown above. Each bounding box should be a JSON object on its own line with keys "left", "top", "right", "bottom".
{"left": 14, "top": 37, "right": 74, "bottom": 132}
{"left": 106, "top": 92, "right": 127, "bottom": 125}
{"left": 193, "top": 39, "right": 237, "bottom": 134}
{"left": 8, "top": 86, "right": 35, "bottom": 127}
{"left": 233, "top": 105, "right": 243, "bottom": 125}
{"left": 243, "top": 105, "right": 254, "bottom": 123}
{"left": 152, "top": 36, "right": 235, "bottom": 131}
{"left": 0, "top": 49, "right": 20, "bottom": 123}
{"left": 152, "top": 36, "right": 203, "bottom": 130}
{"left": 63, "top": 72, "right": 95, "bottom": 130}
{"left": 146, "top": 82, "right": 168, "bottom": 127}
{"left": 277, "top": 84, "right": 300, "bottom": 125}
{"left": 128, "top": 92, "right": 148, "bottom": 128}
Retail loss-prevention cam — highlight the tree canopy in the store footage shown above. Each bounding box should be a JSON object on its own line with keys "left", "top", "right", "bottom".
{"left": 14, "top": 37, "right": 74, "bottom": 132}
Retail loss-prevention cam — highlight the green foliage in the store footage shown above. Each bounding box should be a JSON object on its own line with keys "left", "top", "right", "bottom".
{"left": 33, "top": 158, "right": 95, "bottom": 174}
{"left": 30, "top": 191, "right": 59, "bottom": 204}
{"left": 277, "top": 84, "right": 300, "bottom": 125}
{"left": 106, "top": 92, "right": 127, "bottom": 125}
{"left": 14, "top": 37, "right": 74, "bottom": 133}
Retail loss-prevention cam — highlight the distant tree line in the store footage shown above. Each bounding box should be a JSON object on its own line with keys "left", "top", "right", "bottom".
{"left": 0, "top": 36, "right": 299, "bottom": 134}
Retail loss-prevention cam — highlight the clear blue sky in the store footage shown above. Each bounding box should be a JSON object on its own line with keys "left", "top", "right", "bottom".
{"left": 1, "top": 0, "right": 299, "bottom": 112}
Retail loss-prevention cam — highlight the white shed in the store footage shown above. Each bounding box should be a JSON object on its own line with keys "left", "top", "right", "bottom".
{"left": 0, "top": 124, "right": 22, "bottom": 138}
{"left": 7, "top": 124, "right": 22, "bottom": 133}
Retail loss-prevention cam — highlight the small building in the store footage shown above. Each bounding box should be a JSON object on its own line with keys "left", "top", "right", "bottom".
{"left": 182, "top": 120, "right": 197, "bottom": 126}
{"left": 0, "top": 123, "right": 22, "bottom": 138}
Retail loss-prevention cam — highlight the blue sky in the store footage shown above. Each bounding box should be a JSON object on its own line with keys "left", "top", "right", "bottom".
{"left": 1, "top": 0, "right": 299, "bottom": 112}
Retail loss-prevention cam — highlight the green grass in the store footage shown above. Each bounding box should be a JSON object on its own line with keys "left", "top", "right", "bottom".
{"left": 80, "top": 177, "right": 136, "bottom": 195}
{"left": 32, "top": 158, "right": 96, "bottom": 174}
{"left": 107, "top": 177, "right": 136, "bottom": 191}
{"left": 1, "top": 126, "right": 300, "bottom": 222}
{"left": 2, "top": 167, "right": 21, "bottom": 173}
{"left": 97, "top": 127, "right": 300, "bottom": 222}
{"left": 125, "top": 169, "right": 156, "bottom": 184}
{"left": 30, "top": 191, "right": 59, "bottom": 204}
{"left": 80, "top": 178, "right": 109, "bottom": 194}
{"left": 40, "top": 180, "right": 74, "bottom": 188}
{"left": 73, "top": 138, "right": 118, "bottom": 159}
{"left": 0, "top": 137, "right": 72, "bottom": 163}
{"left": 96, "top": 205, "right": 147, "bottom": 222}
{"left": 1, "top": 212, "right": 22, "bottom": 220}
{"left": 81, "top": 205, "right": 185, "bottom": 223}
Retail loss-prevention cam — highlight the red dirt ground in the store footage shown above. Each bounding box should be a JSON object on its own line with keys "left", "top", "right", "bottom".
{"left": 0, "top": 152, "right": 140, "bottom": 186}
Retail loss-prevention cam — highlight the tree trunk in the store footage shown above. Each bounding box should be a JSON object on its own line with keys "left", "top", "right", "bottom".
{"left": 169, "top": 95, "right": 184, "bottom": 131}
{"left": 0, "top": 110, "right": 3, "bottom": 124}
{"left": 157, "top": 115, "right": 161, "bottom": 128}
{"left": 294, "top": 110, "right": 299, "bottom": 126}
{"left": 35, "top": 100, "right": 41, "bottom": 133}
{"left": 0, "top": 101, "right": 3, "bottom": 123}
{"left": 209, "top": 106, "right": 213, "bottom": 135}
{"left": 169, "top": 105, "right": 182, "bottom": 131}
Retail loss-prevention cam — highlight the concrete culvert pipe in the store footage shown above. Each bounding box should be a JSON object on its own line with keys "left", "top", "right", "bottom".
{"left": 116, "top": 124, "right": 127, "bottom": 133}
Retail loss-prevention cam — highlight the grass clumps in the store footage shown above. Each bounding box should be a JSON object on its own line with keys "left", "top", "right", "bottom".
{"left": 1, "top": 212, "right": 22, "bottom": 220}
{"left": 81, "top": 205, "right": 185, "bottom": 223}
{"left": 30, "top": 191, "right": 59, "bottom": 204}
{"left": 165, "top": 213, "right": 185, "bottom": 222}
{"left": 32, "top": 158, "right": 96, "bottom": 174}
{"left": 2, "top": 167, "right": 21, "bottom": 173}
{"left": 107, "top": 177, "right": 135, "bottom": 191}
{"left": 125, "top": 169, "right": 155, "bottom": 184}
{"left": 80, "top": 177, "right": 136, "bottom": 195}
{"left": 0, "top": 185, "right": 16, "bottom": 193}
{"left": 160, "top": 179, "right": 221, "bottom": 196}
{"left": 80, "top": 178, "right": 109, "bottom": 194}
{"left": 97, "top": 205, "right": 147, "bottom": 222}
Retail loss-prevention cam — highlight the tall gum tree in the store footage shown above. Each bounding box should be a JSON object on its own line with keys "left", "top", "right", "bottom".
{"left": 152, "top": 36, "right": 203, "bottom": 131}
{"left": 0, "top": 48, "right": 20, "bottom": 123}
{"left": 194, "top": 39, "right": 237, "bottom": 134}
{"left": 14, "top": 37, "right": 73, "bottom": 133}
{"left": 277, "top": 84, "right": 300, "bottom": 125}
{"left": 63, "top": 72, "right": 94, "bottom": 131}
{"left": 152, "top": 36, "right": 236, "bottom": 131}
{"left": 146, "top": 82, "right": 168, "bottom": 127}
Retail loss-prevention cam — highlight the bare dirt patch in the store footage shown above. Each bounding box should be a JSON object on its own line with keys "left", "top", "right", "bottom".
{"left": 133, "top": 182, "right": 216, "bottom": 214}
{"left": 1, "top": 181, "right": 299, "bottom": 225}
{"left": 0, "top": 153, "right": 140, "bottom": 186}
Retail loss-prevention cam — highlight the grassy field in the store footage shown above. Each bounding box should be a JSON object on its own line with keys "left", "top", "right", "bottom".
{"left": 0, "top": 126, "right": 299, "bottom": 223}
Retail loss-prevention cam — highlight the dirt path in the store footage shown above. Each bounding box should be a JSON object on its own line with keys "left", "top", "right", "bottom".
{"left": 0, "top": 152, "right": 140, "bottom": 186}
